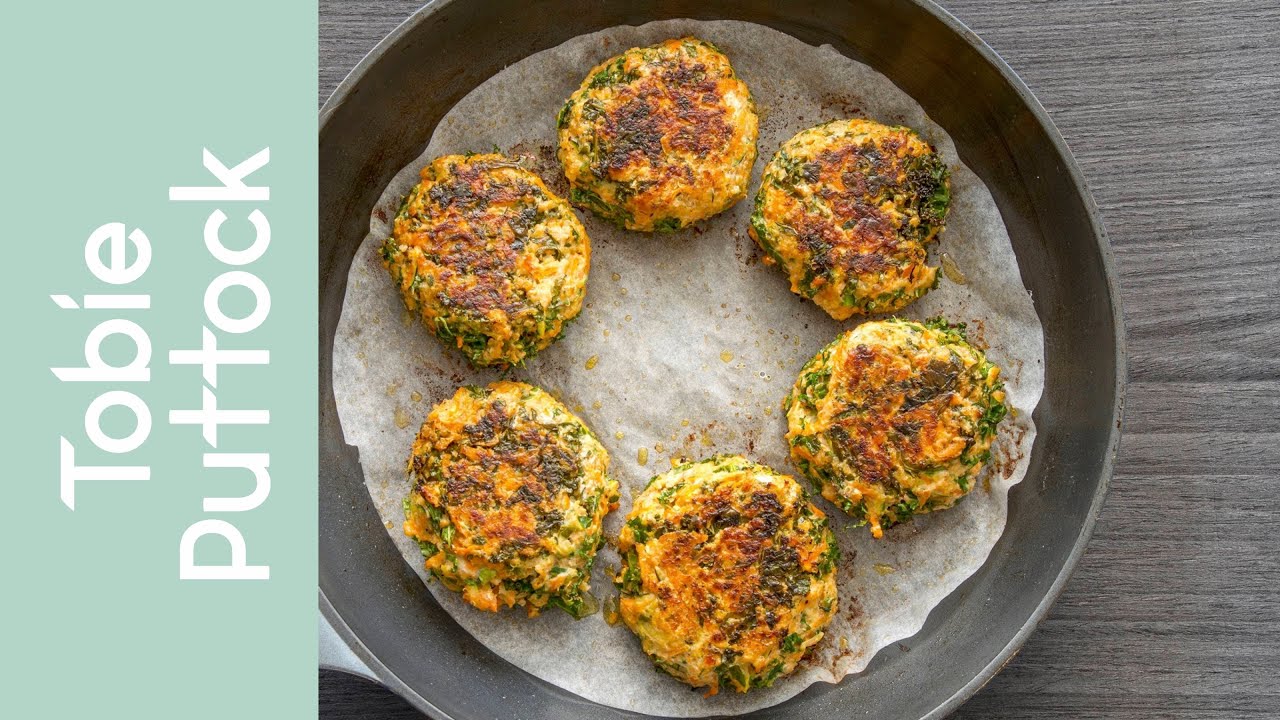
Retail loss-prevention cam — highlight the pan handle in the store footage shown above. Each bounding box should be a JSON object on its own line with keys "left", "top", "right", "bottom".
{"left": 319, "top": 593, "right": 379, "bottom": 682}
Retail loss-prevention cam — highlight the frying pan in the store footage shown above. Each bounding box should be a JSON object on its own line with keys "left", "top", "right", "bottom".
{"left": 318, "top": 1, "right": 1125, "bottom": 717}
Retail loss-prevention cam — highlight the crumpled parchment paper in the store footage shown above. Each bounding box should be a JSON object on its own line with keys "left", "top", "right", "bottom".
{"left": 331, "top": 19, "right": 1044, "bottom": 717}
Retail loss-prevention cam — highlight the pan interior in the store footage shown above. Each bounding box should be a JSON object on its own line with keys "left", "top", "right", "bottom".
{"left": 319, "top": 2, "right": 1121, "bottom": 719}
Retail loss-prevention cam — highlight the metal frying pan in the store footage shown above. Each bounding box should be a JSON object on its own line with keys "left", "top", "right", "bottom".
{"left": 318, "top": 1, "right": 1125, "bottom": 717}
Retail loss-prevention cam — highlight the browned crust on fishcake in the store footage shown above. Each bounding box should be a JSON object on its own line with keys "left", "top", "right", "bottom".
{"left": 750, "top": 119, "right": 950, "bottom": 319}
{"left": 403, "top": 382, "right": 617, "bottom": 617}
{"left": 784, "top": 319, "right": 1007, "bottom": 538}
{"left": 615, "top": 456, "right": 838, "bottom": 694}
{"left": 557, "top": 37, "right": 758, "bottom": 231}
{"left": 382, "top": 153, "right": 590, "bottom": 367}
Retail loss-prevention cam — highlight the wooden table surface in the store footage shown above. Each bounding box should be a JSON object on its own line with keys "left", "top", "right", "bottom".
{"left": 319, "top": 1, "right": 1280, "bottom": 717}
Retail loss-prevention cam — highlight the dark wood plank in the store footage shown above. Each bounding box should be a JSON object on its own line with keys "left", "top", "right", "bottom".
{"left": 321, "top": 672, "right": 422, "bottom": 719}
{"left": 319, "top": 0, "right": 1280, "bottom": 717}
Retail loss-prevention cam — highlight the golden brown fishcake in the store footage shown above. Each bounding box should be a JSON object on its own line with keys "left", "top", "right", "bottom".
{"left": 403, "top": 381, "right": 618, "bottom": 617}
{"left": 557, "top": 37, "right": 758, "bottom": 232}
{"left": 750, "top": 119, "right": 951, "bottom": 319}
{"left": 615, "top": 455, "right": 838, "bottom": 695}
{"left": 381, "top": 153, "right": 590, "bottom": 368}
{"left": 784, "top": 319, "right": 1007, "bottom": 538}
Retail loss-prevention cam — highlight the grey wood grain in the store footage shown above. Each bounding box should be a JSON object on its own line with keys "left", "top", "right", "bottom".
{"left": 319, "top": 0, "right": 1280, "bottom": 717}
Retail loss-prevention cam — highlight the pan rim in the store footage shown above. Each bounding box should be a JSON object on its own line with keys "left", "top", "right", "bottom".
{"left": 318, "top": 1, "right": 1127, "bottom": 717}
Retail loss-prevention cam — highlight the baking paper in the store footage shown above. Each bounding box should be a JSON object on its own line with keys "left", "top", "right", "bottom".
{"left": 331, "top": 19, "right": 1044, "bottom": 717}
